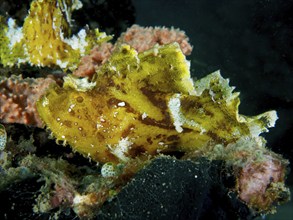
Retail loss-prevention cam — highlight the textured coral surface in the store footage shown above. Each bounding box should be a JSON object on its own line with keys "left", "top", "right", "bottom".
{"left": 0, "top": 75, "right": 56, "bottom": 127}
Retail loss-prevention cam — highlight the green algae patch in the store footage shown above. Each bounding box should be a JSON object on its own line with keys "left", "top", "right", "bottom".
{"left": 36, "top": 43, "right": 277, "bottom": 164}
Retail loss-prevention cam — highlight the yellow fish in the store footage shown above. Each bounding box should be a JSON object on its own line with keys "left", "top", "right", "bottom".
{"left": 37, "top": 43, "right": 277, "bottom": 163}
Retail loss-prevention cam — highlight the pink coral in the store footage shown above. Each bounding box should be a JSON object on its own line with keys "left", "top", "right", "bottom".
{"left": 117, "top": 24, "right": 193, "bottom": 55}
{"left": 73, "top": 42, "right": 114, "bottom": 78}
{"left": 237, "top": 154, "right": 288, "bottom": 210}
{"left": 0, "top": 75, "right": 57, "bottom": 127}
{"left": 50, "top": 183, "right": 75, "bottom": 209}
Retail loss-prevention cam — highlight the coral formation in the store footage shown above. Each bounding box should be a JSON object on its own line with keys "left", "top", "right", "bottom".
{"left": 0, "top": 0, "right": 110, "bottom": 70}
{"left": 196, "top": 137, "right": 290, "bottom": 212}
{"left": 73, "top": 42, "right": 114, "bottom": 78}
{"left": 237, "top": 153, "right": 289, "bottom": 211}
{"left": 117, "top": 24, "right": 192, "bottom": 55}
{"left": 0, "top": 75, "right": 56, "bottom": 127}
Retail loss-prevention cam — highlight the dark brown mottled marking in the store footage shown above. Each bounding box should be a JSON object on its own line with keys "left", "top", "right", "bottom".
{"left": 203, "top": 109, "right": 214, "bottom": 117}
{"left": 121, "top": 48, "right": 128, "bottom": 54}
{"left": 96, "top": 84, "right": 109, "bottom": 93}
{"left": 115, "top": 84, "right": 121, "bottom": 90}
{"left": 206, "top": 131, "right": 227, "bottom": 145}
{"left": 181, "top": 97, "right": 215, "bottom": 117}
{"left": 63, "top": 120, "right": 72, "bottom": 128}
{"left": 107, "top": 98, "right": 120, "bottom": 107}
{"left": 140, "top": 117, "right": 174, "bottom": 130}
{"left": 167, "top": 135, "right": 180, "bottom": 142}
{"left": 139, "top": 87, "right": 175, "bottom": 129}
{"left": 172, "top": 67, "right": 178, "bottom": 71}
{"left": 107, "top": 78, "right": 115, "bottom": 87}
{"left": 121, "top": 124, "right": 135, "bottom": 138}
{"left": 182, "top": 98, "right": 202, "bottom": 109}
{"left": 95, "top": 132, "right": 106, "bottom": 142}
{"left": 140, "top": 87, "right": 168, "bottom": 111}
{"left": 69, "top": 109, "right": 75, "bottom": 115}
{"left": 97, "top": 109, "right": 104, "bottom": 115}
{"left": 147, "top": 137, "right": 153, "bottom": 144}
{"left": 127, "top": 145, "right": 147, "bottom": 158}
{"left": 164, "top": 144, "right": 179, "bottom": 151}
{"left": 155, "top": 134, "right": 162, "bottom": 139}
{"left": 217, "top": 122, "right": 230, "bottom": 133}
{"left": 76, "top": 96, "right": 84, "bottom": 103}
{"left": 100, "top": 150, "right": 119, "bottom": 163}
{"left": 124, "top": 104, "right": 137, "bottom": 114}
{"left": 182, "top": 128, "right": 194, "bottom": 133}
